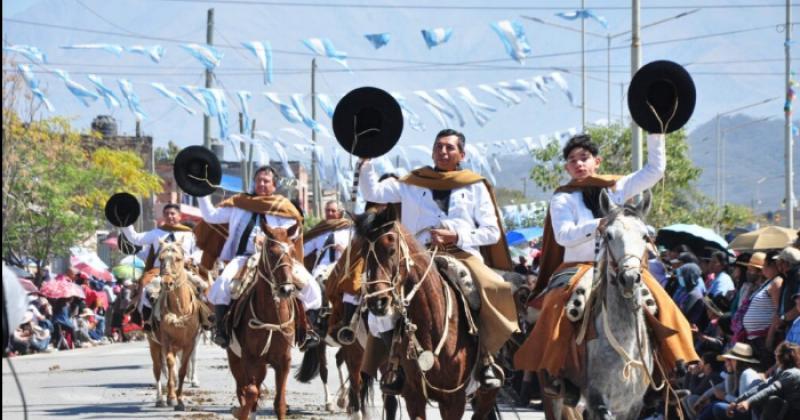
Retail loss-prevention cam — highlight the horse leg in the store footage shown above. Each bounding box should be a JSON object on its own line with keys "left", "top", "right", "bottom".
{"left": 174, "top": 348, "right": 192, "bottom": 411}
{"left": 164, "top": 347, "right": 178, "bottom": 406}
{"left": 470, "top": 389, "right": 499, "bottom": 420}
{"left": 585, "top": 390, "right": 613, "bottom": 420}
{"left": 189, "top": 332, "right": 200, "bottom": 387}
{"left": 150, "top": 340, "right": 166, "bottom": 407}
{"left": 383, "top": 395, "right": 399, "bottom": 420}
{"left": 439, "top": 393, "right": 467, "bottom": 420}
{"left": 335, "top": 350, "right": 349, "bottom": 409}
{"left": 405, "top": 394, "right": 427, "bottom": 420}
{"left": 346, "top": 352, "right": 363, "bottom": 419}
{"left": 319, "top": 345, "right": 334, "bottom": 412}
{"left": 228, "top": 351, "right": 250, "bottom": 420}
{"left": 273, "top": 354, "right": 291, "bottom": 420}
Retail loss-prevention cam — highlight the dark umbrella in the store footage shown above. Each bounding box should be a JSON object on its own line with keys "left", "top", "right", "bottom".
{"left": 6, "top": 264, "right": 33, "bottom": 279}
{"left": 656, "top": 224, "right": 729, "bottom": 258}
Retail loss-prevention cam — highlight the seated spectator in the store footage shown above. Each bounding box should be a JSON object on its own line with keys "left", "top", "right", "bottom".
{"left": 695, "top": 343, "right": 764, "bottom": 420}
{"left": 785, "top": 292, "right": 800, "bottom": 345}
{"left": 728, "top": 341, "right": 800, "bottom": 420}
{"left": 707, "top": 251, "right": 735, "bottom": 299}
{"left": 674, "top": 261, "right": 707, "bottom": 327}
{"left": 51, "top": 298, "right": 76, "bottom": 350}
{"left": 694, "top": 296, "right": 730, "bottom": 354}
{"left": 732, "top": 253, "right": 766, "bottom": 344}
{"left": 73, "top": 308, "right": 100, "bottom": 348}
{"left": 775, "top": 248, "right": 800, "bottom": 343}
{"left": 744, "top": 251, "right": 782, "bottom": 369}
{"left": 684, "top": 351, "right": 725, "bottom": 418}
{"left": 10, "top": 311, "right": 51, "bottom": 355}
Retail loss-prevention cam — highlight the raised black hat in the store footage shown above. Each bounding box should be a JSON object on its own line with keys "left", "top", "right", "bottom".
{"left": 332, "top": 87, "right": 404, "bottom": 158}
{"left": 104, "top": 192, "right": 140, "bottom": 227}
{"left": 173, "top": 145, "right": 222, "bottom": 197}
{"left": 628, "top": 60, "right": 696, "bottom": 134}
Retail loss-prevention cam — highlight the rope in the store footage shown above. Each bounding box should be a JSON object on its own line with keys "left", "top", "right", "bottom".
{"left": 601, "top": 303, "right": 648, "bottom": 384}
{"left": 247, "top": 297, "right": 295, "bottom": 356}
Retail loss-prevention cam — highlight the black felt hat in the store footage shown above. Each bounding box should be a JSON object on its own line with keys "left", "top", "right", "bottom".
{"left": 332, "top": 87, "right": 404, "bottom": 158}
{"left": 117, "top": 233, "right": 142, "bottom": 256}
{"left": 104, "top": 192, "right": 140, "bottom": 227}
{"left": 628, "top": 60, "right": 696, "bottom": 134}
{"left": 173, "top": 146, "right": 222, "bottom": 197}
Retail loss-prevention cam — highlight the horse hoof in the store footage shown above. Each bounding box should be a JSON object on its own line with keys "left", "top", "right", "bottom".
{"left": 190, "top": 381, "right": 200, "bottom": 388}
{"left": 325, "top": 402, "right": 335, "bottom": 412}
{"left": 174, "top": 402, "right": 185, "bottom": 411}
{"left": 155, "top": 400, "right": 166, "bottom": 408}
{"left": 167, "top": 399, "right": 176, "bottom": 407}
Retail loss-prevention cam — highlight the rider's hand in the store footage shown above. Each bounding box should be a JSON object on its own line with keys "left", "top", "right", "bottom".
{"left": 357, "top": 158, "right": 370, "bottom": 168}
{"left": 430, "top": 229, "right": 458, "bottom": 246}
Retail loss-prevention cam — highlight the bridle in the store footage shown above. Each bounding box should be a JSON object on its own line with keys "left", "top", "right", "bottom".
{"left": 256, "top": 235, "right": 296, "bottom": 297}
{"left": 595, "top": 214, "right": 648, "bottom": 300}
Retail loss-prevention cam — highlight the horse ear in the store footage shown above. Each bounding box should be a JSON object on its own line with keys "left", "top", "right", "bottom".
{"left": 636, "top": 190, "right": 652, "bottom": 217}
{"left": 598, "top": 188, "right": 616, "bottom": 216}
{"left": 287, "top": 223, "right": 299, "bottom": 239}
{"left": 355, "top": 209, "right": 377, "bottom": 237}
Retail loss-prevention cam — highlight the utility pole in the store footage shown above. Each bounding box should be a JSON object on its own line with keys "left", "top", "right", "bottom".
{"left": 203, "top": 8, "right": 214, "bottom": 149}
{"left": 239, "top": 113, "right": 248, "bottom": 192}
{"left": 581, "top": 0, "right": 586, "bottom": 131}
{"left": 785, "top": 0, "right": 795, "bottom": 228}
{"left": 310, "top": 58, "right": 322, "bottom": 218}
{"left": 631, "top": 0, "right": 643, "bottom": 171}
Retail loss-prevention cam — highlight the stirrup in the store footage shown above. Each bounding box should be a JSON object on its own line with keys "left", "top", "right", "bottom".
{"left": 480, "top": 363, "right": 504, "bottom": 390}
{"left": 380, "top": 368, "right": 404, "bottom": 396}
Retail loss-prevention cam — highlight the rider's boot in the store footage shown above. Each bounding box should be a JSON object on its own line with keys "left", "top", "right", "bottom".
{"left": 142, "top": 306, "right": 153, "bottom": 332}
{"left": 213, "top": 304, "right": 230, "bottom": 348}
{"left": 299, "top": 310, "right": 321, "bottom": 352}
{"left": 379, "top": 330, "right": 404, "bottom": 396}
{"left": 335, "top": 302, "right": 358, "bottom": 345}
{"left": 479, "top": 354, "right": 504, "bottom": 391}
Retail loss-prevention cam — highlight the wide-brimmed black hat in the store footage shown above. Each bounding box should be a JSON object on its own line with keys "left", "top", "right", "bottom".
{"left": 332, "top": 87, "right": 404, "bottom": 158}
{"left": 117, "top": 233, "right": 142, "bottom": 256}
{"left": 628, "top": 60, "right": 696, "bottom": 134}
{"left": 174, "top": 145, "right": 222, "bottom": 197}
{"left": 105, "top": 192, "right": 140, "bottom": 227}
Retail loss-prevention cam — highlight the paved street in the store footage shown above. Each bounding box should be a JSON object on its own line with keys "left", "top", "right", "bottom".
{"left": 3, "top": 340, "right": 545, "bottom": 419}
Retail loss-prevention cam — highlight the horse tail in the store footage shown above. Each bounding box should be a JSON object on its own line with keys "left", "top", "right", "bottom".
{"left": 294, "top": 346, "right": 321, "bottom": 383}
{"left": 359, "top": 371, "right": 373, "bottom": 409}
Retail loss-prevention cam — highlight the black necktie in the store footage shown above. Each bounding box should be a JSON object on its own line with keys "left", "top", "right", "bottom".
{"left": 324, "top": 233, "right": 336, "bottom": 263}
{"left": 236, "top": 212, "right": 263, "bottom": 256}
{"left": 165, "top": 233, "right": 176, "bottom": 243}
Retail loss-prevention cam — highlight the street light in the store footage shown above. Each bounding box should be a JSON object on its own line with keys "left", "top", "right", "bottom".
{"left": 719, "top": 116, "right": 772, "bottom": 206}
{"left": 714, "top": 97, "right": 779, "bottom": 206}
{"left": 753, "top": 176, "right": 768, "bottom": 211}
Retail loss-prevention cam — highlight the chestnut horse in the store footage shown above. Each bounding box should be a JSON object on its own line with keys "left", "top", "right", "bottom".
{"left": 226, "top": 223, "right": 299, "bottom": 420}
{"left": 148, "top": 238, "right": 202, "bottom": 410}
{"left": 356, "top": 208, "right": 498, "bottom": 420}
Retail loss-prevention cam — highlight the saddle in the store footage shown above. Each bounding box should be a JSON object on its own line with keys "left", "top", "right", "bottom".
{"left": 432, "top": 254, "right": 480, "bottom": 336}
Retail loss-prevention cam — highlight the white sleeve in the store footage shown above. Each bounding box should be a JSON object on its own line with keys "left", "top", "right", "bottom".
{"left": 457, "top": 183, "right": 501, "bottom": 248}
{"left": 121, "top": 225, "right": 161, "bottom": 247}
{"left": 359, "top": 160, "right": 402, "bottom": 203}
{"left": 610, "top": 134, "right": 666, "bottom": 203}
{"left": 198, "top": 196, "right": 233, "bottom": 224}
{"left": 303, "top": 235, "right": 323, "bottom": 257}
{"left": 266, "top": 214, "right": 300, "bottom": 240}
{"left": 550, "top": 193, "right": 600, "bottom": 247}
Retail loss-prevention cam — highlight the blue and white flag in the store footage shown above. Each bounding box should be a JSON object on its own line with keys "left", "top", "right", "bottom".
{"left": 271, "top": 139, "right": 295, "bottom": 179}
{"left": 555, "top": 9, "right": 609, "bottom": 28}
{"left": 87, "top": 74, "right": 121, "bottom": 109}
{"left": 180, "top": 85, "right": 210, "bottom": 113}
{"left": 421, "top": 28, "right": 453, "bottom": 48}
{"left": 61, "top": 44, "right": 124, "bottom": 55}
{"left": 17, "top": 64, "right": 54, "bottom": 112}
{"left": 53, "top": 69, "right": 98, "bottom": 107}
{"left": 4, "top": 45, "right": 47, "bottom": 64}
{"left": 127, "top": 45, "right": 165, "bottom": 63}
{"left": 415, "top": 90, "right": 453, "bottom": 128}
{"left": 280, "top": 127, "right": 314, "bottom": 145}
{"left": 316, "top": 93, "right": 335, "bottom": 119}
{"left": 200, "top": 88, "right": 230, "bottom": 139}
{"left": 455, "top": 87, "right": 496, "bottom": 127}
{"left": 118, "top": 79, "right": 147, "bottom": 121}
{"left": 544, "top": 72, "right": 574, "bottom": 104}
{"left": 303, "top": 38, "right": 349, "bottom": 70}
{"left": 151, "top": 83, "right": 196, "bottom": 115}
{"left": 391, "top": 93, "right": 425, "bottom": 132}
{"left": 478, "top": 84, "right": 521, "bottom": 106}
{"left": 237, "top": 90, "right": 252, "bottom": 135}
{"left": 434, "top": 89, "right": 465, "bottom": 127}
{"left": 181, "top": 43, "right": 223, "bottom": 70}
{"left": 491, "top": 20, "right": 532, "bottom": 64}
{"left": 242, "top": 41, "right": 273, "bottom": 85}
{"left": 290, "top": 93, "right": 321, "bottom": 131}
{"left": 512, "top": 78, "right": 547, "bottom": 103}
{"left": 364, "top": 33, "right": 391, "bottom": 49}
{"left": 264, "top": 92, "right": 303, "bottom": 124}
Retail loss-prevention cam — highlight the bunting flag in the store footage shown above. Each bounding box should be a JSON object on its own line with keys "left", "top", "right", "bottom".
{"left": 4, "top": 45, "right": 47, "bottom": 64}
{"left": 396, "top": 146, "right": 413, "bottom": 170}
{"left": 302, "top": 38, "right": 349, "bottom": 69}
{"left": 391, "top": 93, "right": 426, "bottom": 132}
{"left": 290, "top": 93, "right": 321, "bottom": 131}
{"left": 118, "top": 79, "right": 147, "bottom": 121}
{"left": 364, "top": 33, "right": 391, "bottom": 49}
{"left": 53, "top": 69, "right": 99, "bottom": 107}
{"left": 478, "top": 84, "right": 521, "bottom": 106}
{"left": 415, "top": 90, "right": 454, "bottom": 128}
{"left": 200, "top": 88, "right": 230, "bottom": 139}
{"left": 496, "top": 82, "right": 525, "bottom": 105}
{"left": 61, "top": 44, "right": 124, "bottom": 55}
{"left": 543, "top": 72, "right": 574, "bottom": 104}
{"left": 456, "top": 86, "right": 496, "bottom": 127}
{"left": 87, "top": 74, "right": 121, "bottom": 109}
{"left": 271, "top": 139, "right": 295, "bottom": 179}
{"left": 555, "top": 9, "right": 609, "bottom": 28}
{"left": 434, "top": 89, "right": 466, "bottom": 127}
{"left": 490, "top": 20, "right": 532, "bottom": 64}
{"left": 279, "top": 127, "right": 314, "bottom": 145}
{"left": 512, "top": 78, "right": 547, "bottom": 103}
{"left": 242, "top": 41, "right": 273, "bottom": 85}
{"left": 180, "top": 85, "right": 210, "bottom": 113}
{"left": 316, "top": 93, "right": 335, "bottom": 118}
{"left": 264, "top": 92, "right": 303, "bottom": 124}
{"left": 17, "top": 64, "right": 54, "bottom": 112}
{"left": 421, "top": 28, "right": 453, "bottom": 48}
{"left": 127, "top": 45, "right": 165, "bottom": 63}
{"left": 237, "top": 91, "right": 252, "bottom": 135}
{"left": 180, "top": 43, "right": 223, "bottom": 70}
{"left": 151, "top": 83, "right": 196, "bottom": 115}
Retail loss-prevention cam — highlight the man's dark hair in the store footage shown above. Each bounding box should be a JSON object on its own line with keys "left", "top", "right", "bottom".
{"left": 764, "top": 250, "right": 780, "bottom": 268}
{"left": 435, "top": 129, "right": 466, "bottom": 152}
{"left": 163, "top": 203, "right": 180, "bottom": 213}
{"left": 562, "top": 134, "right": 599, "bottom": 160}
{"left": 253, "top": 165, "right": 281, "bottom": 184}
{"left": 710, "top": 251, "right": 728, "bottom": 268}
{"left": 775, "top": 342, "right": 799, "bottom": 370}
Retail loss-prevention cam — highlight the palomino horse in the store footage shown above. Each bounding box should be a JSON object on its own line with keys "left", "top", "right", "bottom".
{"left": 356, "top": 207, "right": 498, "bottom": 420}
{"left": 543, "top": 191, "right": 656, "bottom": 420}
{"left": 148, "top": 238, "right": 202, "bottom": 410}
{"left": 226, "top": 224, "right": 298, "bottom": 420}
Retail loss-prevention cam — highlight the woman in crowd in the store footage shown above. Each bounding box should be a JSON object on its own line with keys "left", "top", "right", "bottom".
{"left": 728, "top": 341, "right": 800, "bottom": 420}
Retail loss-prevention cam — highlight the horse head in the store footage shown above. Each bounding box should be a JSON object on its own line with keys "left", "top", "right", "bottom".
{"left": 259, "top": 221, "right": 299, "bottom": 300}
{"left": 598, "top": 189, "right": 652, "bottom": 301}
{"left": 158, "top": 238, "right": 186, "bottom": 284}
{"left": 355, "top": 205, "right": 402, "bottom": 317}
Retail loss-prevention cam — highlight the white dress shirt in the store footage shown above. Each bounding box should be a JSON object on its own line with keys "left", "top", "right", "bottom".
{"left": 551, "top": 134, "right": 666, "bottom": 263}
{"left": 359, "top": 162, "right": 501, "bottom": 261}
{"left": 121, "top": 225, "right": 196, "bottom": 268}
{"left": 303, "top": 226, "right": 353, "bottom": 273}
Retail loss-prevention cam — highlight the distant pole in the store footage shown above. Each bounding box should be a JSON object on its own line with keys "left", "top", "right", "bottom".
{"left": 239, "top": 113, "right": 248, "bottom": 192}
{"left": 630, "top": 0, "right": 643, "bottom": 171}
{"left": 581, "top": 0, "right": 586, "bottom": 131}
{"left": 310, "top": 58, "right": 322, "bottom": 218}
{"left": 607, "top": 35, "right": 612, "bottom": 125}
{"left": 247, "top": 119, "right": 256, "bottom": 190}
{"left": 785, "top": 0, "right": 795, "bottom": 228}
{"left": 620, "top": 83, "right": 624, "bottom": 126}
{"left": 203, "top": 8, "right": 214, "bottom": 149}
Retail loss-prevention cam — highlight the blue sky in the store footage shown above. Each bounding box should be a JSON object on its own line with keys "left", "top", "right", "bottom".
{"left": 2, "top": 0, "right": 796, "bottom": 174}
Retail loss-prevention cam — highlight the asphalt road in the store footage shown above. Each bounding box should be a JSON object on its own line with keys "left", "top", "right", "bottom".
{"left": 2, "top": 339, "right": 546, "bottom": 419}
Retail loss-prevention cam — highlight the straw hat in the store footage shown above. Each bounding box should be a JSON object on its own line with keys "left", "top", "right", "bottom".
{"left": 741, "top": 252, "right": 766, "bottom": 270}
{"left": 717, "top": 342, "right": 759, "bottom": 364}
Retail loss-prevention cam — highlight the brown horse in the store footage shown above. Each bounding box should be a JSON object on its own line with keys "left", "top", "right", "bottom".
{"left": 226, "top": 223, "right": 298, "bottom": 420}
{"left": 356, "top": 208, "right": 498, "bottom": 420}
{"left": 147, "top": 238, "right": 202, "bottom": 410}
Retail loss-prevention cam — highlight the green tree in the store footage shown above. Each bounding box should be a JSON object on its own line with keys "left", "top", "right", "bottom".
{"left": 529, "top": 124, "right": 753, "bottom": 231}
